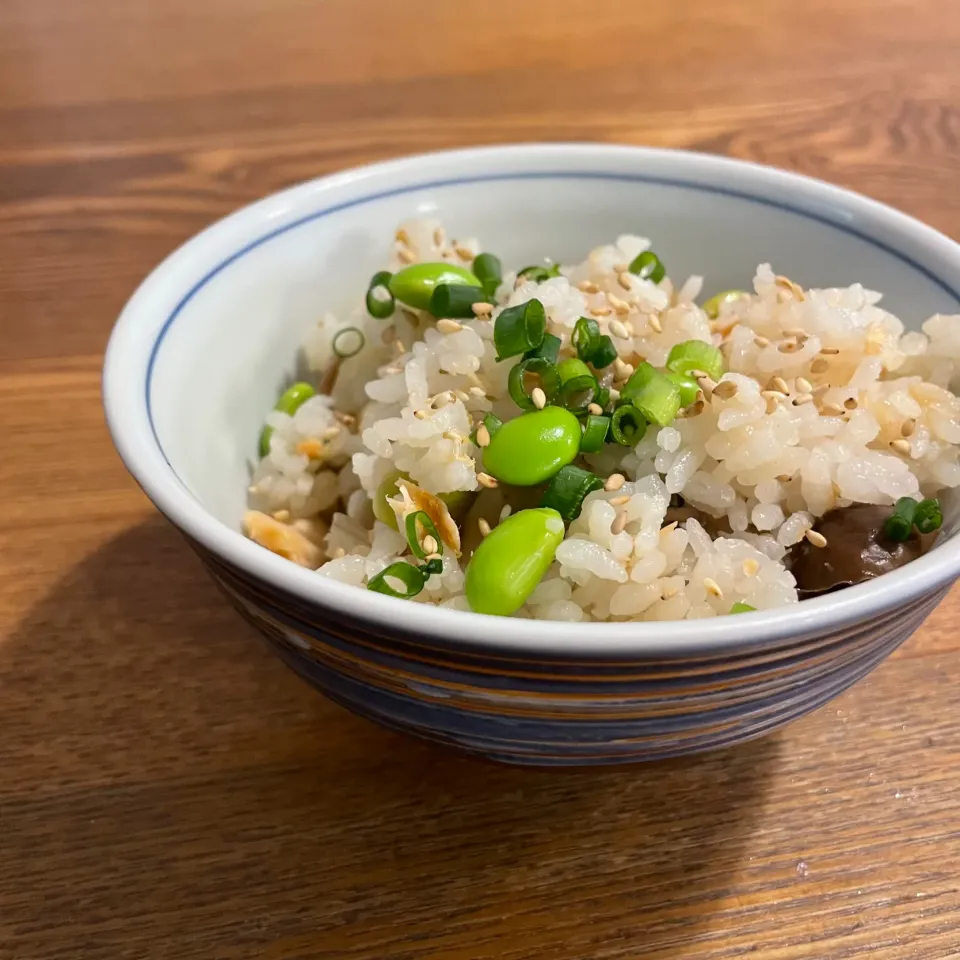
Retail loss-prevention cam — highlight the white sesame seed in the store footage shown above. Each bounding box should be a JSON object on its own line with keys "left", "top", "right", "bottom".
{"left": 844, "top": 397, "right": 859, "bottom": 410}
{"left": 754, "top": 336, "right": 771, "bottom": 348}
{"left": 609, "top": 294, "right": 631, "bottom": 315}
{"left": 783, "top": 327, "right": 808, "bottom": 339}
{"left": 902, "top": 419, "right": 917, "bottom": 437}
{"left": 609, "top": 495, "right": 630, "bottom": 506}
{"left": 704, "top": 577, "right": 724, "bottom": 599}
{"left": 478, "top": 518, "right": 492, "bottom": 537}
{"left": 610, "top": 319, "right": 630, "bottom": 339}
{"left": 821, "top": 403, "right": 846, "bottom": 417}
{"left": 397, "top": 248, "right": 415, "bottom": 264}
{"left": 617, "top": 273, "right": 633, "bottom": 291}
{"left": 433, "top": 227, "right": 445, "bottom": 247}
{"left": 712, "top": 380, "right": 738, "bottom": 400}
{"left": 591, "top": 306, "right": 613, "bottom": 317}
{"left": 471, "top": 301, "right": 494, "bottom": 317}
{"left": 891, "top": 438, "right": 912, "bottom": 455}
{"left": 436, "top": 319, "right": 463, "bottom": 334}
{"left": 604, "top": 473, "right": 626, "bottom": 492}
{"left": 413, "top": 409, "right": 428, "bottom": 420}
{"left": 771, "top": 376, "right": 790, "bottom": 395}
{"left": 820, "top": 346, "right": 840, "bottom": 355}
{"left": 333, "top": 547, "right": 346, "bottom": 559}
{"left": 477, "top": 472, "right": 499, "bottom": 489}
{"left": 587, "top": 402, "right": 604, "bottom": 416}
{"left": 476, "top": 424, "right": 491, "bottom": 447}
{"left": 272, "top": 509, "right": 291, "bottom": 522}
{"left": 697, "top": 375, "right": 718, "bottom": 397}
{"left": 795, "top": 377, "right": 813, "bottom": 394}
{"left": 578, "top": 280, "right": 600, "bottom": 294}
{"left": 805, "top": 529, "right": 828, "bottom": 548}
{"left": 499, "top": 504, "right": 512, "bottom": 521}
{"left": 611, "top": 510, "right": 628, "bottom": 535}
{"left": 454, "top": 244, "right": 473, "bottom": 261}
{"left": 531, "top": 387, "right": 547, "bottom": 409}
{"left": 648, "top": 315, "right": 663, "bottom": 333}
{"left": 793, "top": 393, "right": 814, "bottom": 406}
{"left": 469, "top": 386, "right": 487, "bottom": 398}
{"left": 810, "top": 357, "right": 830, "bottom": 374}
{"left": 421, "top": 535, "right": 439, "bottom": 555}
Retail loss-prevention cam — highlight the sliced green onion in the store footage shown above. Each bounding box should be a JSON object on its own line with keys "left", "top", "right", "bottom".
{"left": 559, "top": 375, "right": 599, "bottom": 413}
{"left": 259, "top": 381, "right": 316, "bottom": 457}
{"left": 494, "top": 299, "right": 546, "bottom": 360}
{"left": 422, "top": 557, "right": 444, "bottom": 577}
{"left": 631, "top": 377, "right": 682, "bottom": 427}
{"left": 628, "top": 250, "right": 666, "bottom": 283}
{"left": 470, "top": 412, "right": 504, "bottom": 444}
{"left": 664, "top": 370, "right": 701, "bottom": 407}
{"left": 332, "top": 326, "right": 365, "bottom": 359}
{"left": 557, "top": 357, "right": 593, "bottom": 384}
{"left": 367, "top": 561, "right": 426, "bottom": 598}
{"left": 703, "top": 289, "right": 747, "bottom": 319}
{"left": 573, "top": 316, "right": 600, "bottom": 362}
{"left": 730, "top": 602, "right": 756, "bottom": 614}
{"left": 590, "top": 335, "right": 618, "bottom": 369}
{"left": 580, "top": 415, "right": 610, "bottom": 453}
{"left": 508, "top": 357, "right": 560, "bottom": 410}
{"left": 914, "top": 498, "right": 943, "bottom": 535}
{"left": 541, "top": 465, "right": 604, "bottom": 522}
{"left": 429, "top": 283, "right": 489, "bottom": 318}
{"left": 366, "top": 271, "right": 395, "bottom": 319}
{"left": 595, "top": 386, "right": 611, "bottom": 410}
{"left": 404, "top": 510, "right": 444, "bottom": 559}
{"left": 884, "top": 497, "right": 918, "bottom": 541}
{"left": 666, "top": 339, "right": 725, "bottom": 382}
{"left": 610, "top": 404, "right": 648, "bottom": 445}
{"left": 472, "top": 253, "right": 502, "bottom": 297}
{"left": 620, "top": 361, "right": 660, "bottom": 401}
{"left": 517, "top": 263, "right": 561, "bottom": 283}
{"left": 524, "top": 332, "right": 562, "bottom": 364}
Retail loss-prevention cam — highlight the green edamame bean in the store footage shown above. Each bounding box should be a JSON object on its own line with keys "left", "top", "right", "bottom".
{"left": 465, "top": 507, "right": 566, "bottom": 616}
{"left": 702, "top": 289, "right": 747, "bottom": 319}
{"left": 258, "top": 381, "right": 316, "bottom": 457}
{"left": 388, "top": 262, "right": 482, "bottom": 311}
{"left": 482, "top": 407, "right": 581, "bottom": 486}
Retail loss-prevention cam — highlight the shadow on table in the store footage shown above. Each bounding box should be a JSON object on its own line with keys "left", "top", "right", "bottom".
{"left": 1, "top": 516, "right": 780, "bottom": 957}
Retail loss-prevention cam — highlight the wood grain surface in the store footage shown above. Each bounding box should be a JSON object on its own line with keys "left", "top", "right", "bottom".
{"left": 2, "top": 1, "right": 960, "bottom": 956}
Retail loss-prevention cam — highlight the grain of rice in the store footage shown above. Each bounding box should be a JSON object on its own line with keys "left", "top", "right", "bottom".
{"left": 704, "top": 577, "right": 724, "bottom": 598}
{"left": 742, "top": 558, "right": 760, "bottom": 577}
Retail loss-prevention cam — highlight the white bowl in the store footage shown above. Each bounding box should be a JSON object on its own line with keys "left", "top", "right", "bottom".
{"left": 104, "top": 144, "right": 960, "bottom": 764}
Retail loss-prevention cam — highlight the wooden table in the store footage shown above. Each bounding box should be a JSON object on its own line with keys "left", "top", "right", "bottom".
{"left": 3, "top": 1, "right": 960, "bottom": 956}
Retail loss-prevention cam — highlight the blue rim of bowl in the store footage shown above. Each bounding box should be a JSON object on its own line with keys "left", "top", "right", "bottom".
{"left": 145, "top": 169, "right": 960, "bottom": 460}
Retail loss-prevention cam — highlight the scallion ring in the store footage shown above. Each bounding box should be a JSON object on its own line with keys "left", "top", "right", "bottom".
{"left": 332, "top": 326, "right": 366, "bottom": 359}
{"left": 559, "top": 375, "right": 599, "bottom": 414}
{"left": 628, "top": 250, "right": 666, "bottom": 284}
{"left": 610, "top": 404, "right": 648, "bottom": 445}
{"left": 494, "top": 298, "right": 546, "bottom": 360}
{"left": 524, "top": 332, "right": 562, "bottom": 364}
{"left": 428, "top": 283, "right": 489, "bottom": 319}
{"left": 472, "top": 253, "right": 502, "bottom": 298}
{"left": 730, "top": 602, "right": 756, "bottom": 614}
{"left": 507, "top": 357, "right": 560, "bottom": 410}
{"left": 666, "top": 339, "right": 725, "bottom": 382}
{"left": 517, "top": 263, "right": 561, "bottom": 283}
{"left": 573, "top": 316, "right": 601, "bottom": 362}
{"left": 580, "top": 414, "right": 611, "bottom": 453}
{"left": 422, "top": 557, "right": 444, "bottom": 577}
{"left": 541, "top": 465, "right": 604, "bottom": 523}
{"left": 630, "top": 377, "right": 682, "bottom": 427}
{"left": 365, "top": 271, "right": 395, "bottom": 319}
{"left": 883, "top": 497, "right": 918, "bottom": 541}
{"left": 914, "top": 498, "right": 943, "bottom": 535}
{"left": 664, "top": 370, "right": 701, "bottom": 407}
{"left": 404, "top": 510, "right": 444, "bottom": 560}
{"left": 590, "top": 334, "right": 618, "bottom": 369}
{"left": 367, "top": 561, "right": 426, "bottom": 598}
{"left": 620, "top": 361, "right": 660, "bottom": 401}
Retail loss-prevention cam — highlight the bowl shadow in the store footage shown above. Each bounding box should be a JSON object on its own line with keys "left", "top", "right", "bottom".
{"left": 0, "top": 516, "right": 781, "bottom": 957}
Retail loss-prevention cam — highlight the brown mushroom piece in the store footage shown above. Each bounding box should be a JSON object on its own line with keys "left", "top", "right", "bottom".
{"left": 790, "top": 504, "right": 936, "bottom": 597}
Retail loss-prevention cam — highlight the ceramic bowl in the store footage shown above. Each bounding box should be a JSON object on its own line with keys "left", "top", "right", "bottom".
{"left": 104, "top": 144, "right": 960, "bottom": 765}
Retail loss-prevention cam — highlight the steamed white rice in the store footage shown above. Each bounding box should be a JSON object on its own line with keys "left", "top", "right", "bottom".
{"left": 244, "top": 219, "right": 960, "bottom": 620}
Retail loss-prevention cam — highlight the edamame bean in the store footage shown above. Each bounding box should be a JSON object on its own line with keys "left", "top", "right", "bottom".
{"left": 481, "top": 407, "right": 581, "bottom": 486}
{"left": 465, "top": 507, "right": 566, "bottom": 616}
{"left": 702, "top": 289, "right": 747, "bottom": 319}
{"left": 388, "top": 262, "right": 482, "bottom": 311}
{"left": 258, "top": 382, "right": 315, "bottom": 457}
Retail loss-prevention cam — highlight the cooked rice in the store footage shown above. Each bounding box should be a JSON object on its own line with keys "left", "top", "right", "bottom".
{"left": 244, "top": 219, "right": 960, "bottom": 620}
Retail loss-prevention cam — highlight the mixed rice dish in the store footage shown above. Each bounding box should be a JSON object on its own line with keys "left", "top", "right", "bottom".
{"left": 243, "top": 219, "right": 958, "bottom": 620}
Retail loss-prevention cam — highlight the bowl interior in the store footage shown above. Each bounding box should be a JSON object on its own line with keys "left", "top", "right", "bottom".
{"left": 147, "top": 164, "right": 960, "bottom": 529}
